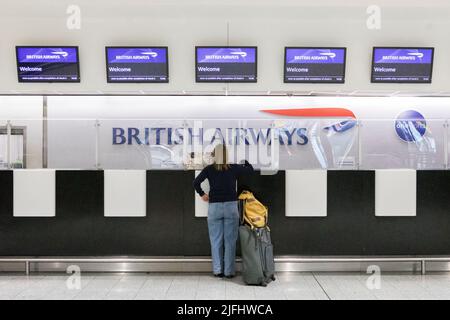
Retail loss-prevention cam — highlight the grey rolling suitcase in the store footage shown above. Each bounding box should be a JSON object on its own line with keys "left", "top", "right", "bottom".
{"left": 239, "top": 197, "right": 275, "bottom": 286}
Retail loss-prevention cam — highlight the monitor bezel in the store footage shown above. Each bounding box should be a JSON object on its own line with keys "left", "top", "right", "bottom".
{"left": 16, "top": 45, "right": 81, "bottom": 83}
{"left": 370, "top": 46, "right": 435, "bottom": 84}
{"left": 283, "top": 46, "right": 347, "bottom": 84}
{"left": 105, "top": 46, "right": 169, "bottom": 84}
{"left": 195, "top": 46, "right": 258, "bottom": 83}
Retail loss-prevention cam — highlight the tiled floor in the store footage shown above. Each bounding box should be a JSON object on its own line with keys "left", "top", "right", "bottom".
{"left": 0, "top": 272, "right": 449, "bottom": 300}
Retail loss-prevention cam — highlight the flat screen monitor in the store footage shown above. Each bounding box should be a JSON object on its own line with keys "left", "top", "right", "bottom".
{"left": 16, "top": 46, "right": 80, "bottom": 83}
{"left": 105, "top": 47, "right": 168, "bottom": 83}
{"left": 371, "top": 47, "right": 434, "bottom": 83}
{"left": 195, "top": 46, "right": 257, "bottom": 82}
{"left": 284, "top": 47, "right": 346, "bottom": 83}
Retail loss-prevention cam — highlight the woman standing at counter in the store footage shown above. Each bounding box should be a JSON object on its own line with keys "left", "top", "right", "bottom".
{"left": 193, "top": 144, "right": 254, "bottom": 279}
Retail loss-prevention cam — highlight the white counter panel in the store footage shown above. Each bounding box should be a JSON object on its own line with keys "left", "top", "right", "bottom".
{"left": 104, "top": 170, "right": 146, "bottom": 217}
{"left": 375, "top": 169, "right": 416, "bottom": 217}
{"left": 286, "top": 170, "right": 327, "bottom": 217}
{"left": 13, "top": 169, "right": 55, "bottom": 217}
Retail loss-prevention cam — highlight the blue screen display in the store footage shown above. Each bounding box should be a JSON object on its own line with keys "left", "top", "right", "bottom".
{"left": 284, "top": 48, "right": 346, "bottom": 83}
{"left": 16, "top": 46, "right": 80, "bottom": 82}
{"left": 106, "top": 47, "right": 168, "bottom": 83}
{"left": 371, "top": 47, "right": 434, "bottom": 83}
{"left": 196, "top": 47, "right": 257, "bottom": 82}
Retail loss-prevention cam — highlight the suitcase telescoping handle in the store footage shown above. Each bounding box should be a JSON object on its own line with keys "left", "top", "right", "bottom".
{"left": 239, "top": 199, "right": 246, "bottom": 226}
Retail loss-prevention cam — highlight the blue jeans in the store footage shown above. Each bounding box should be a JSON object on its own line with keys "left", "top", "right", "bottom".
{"left": 207, "top": 201, "right": 239, "bottom": 276}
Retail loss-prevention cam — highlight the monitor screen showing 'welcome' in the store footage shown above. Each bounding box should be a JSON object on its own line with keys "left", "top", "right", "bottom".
{"left": 196, "top": 47, "right": 257, "bottom": 82}
{"left": 106, "top": 47, "right": 168, "bottom": 83}
{"left": 284, "top": 47, "right": 346, "bottom": 83}
{"left": 16, "top": 46, "right": 80, "bottom": 83}
{"left": 371, "top": 47, "right": 434, "bottom": 83}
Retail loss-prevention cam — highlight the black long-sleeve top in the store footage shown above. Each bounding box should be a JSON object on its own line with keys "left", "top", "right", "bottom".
{"left": 193, "top": 161, "right": 254, "bottom": 203}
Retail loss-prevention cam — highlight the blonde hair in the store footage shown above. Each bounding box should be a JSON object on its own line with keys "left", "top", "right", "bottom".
{"left": 213, "top": 144, "right": 229, "bottom": 171}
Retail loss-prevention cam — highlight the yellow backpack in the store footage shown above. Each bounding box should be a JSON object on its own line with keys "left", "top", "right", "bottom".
{"left": 238, "top": 190, "right": 268, "bottom": 229}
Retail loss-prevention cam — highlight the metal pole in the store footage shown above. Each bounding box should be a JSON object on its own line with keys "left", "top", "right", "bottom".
{"left": 95, "top": 119, "right": 100, "bottom": 169}
{"left": 42, "top": 96, "right": 48, "bottom": 168}
{"left": 271, "top": 121, "right": 279, "bottom": 172}
{"left": 261, "top": 121, "right": 278, "bottom": 175}
{"left": 226, "top": 21, "right": 230, "bottom": 95}
{"left": 444, "top": 120, "right": 448, "bottom": 170}
{"left": 421, "top": 260, "right": 426, "bottom": 275}
{"left": 6, "top": 120, "right": 11, "bottom": 169}
{"left": 183, "top": 120, "right": 189, "bottom": 170}
{"left": 357, "top": 120, "right": 362, "bottom": 170}
{"left": 25, "top": 261, "right": 30, "bottom": 276}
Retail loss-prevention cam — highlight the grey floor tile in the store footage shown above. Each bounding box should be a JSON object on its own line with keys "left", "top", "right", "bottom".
{"left": 141, "top": 277, "right": 174, "bottom": 291}
{"left": 105, "top": 289, "right": 139, "bottom": 300}
{"left": 313, "top": 274, "right": 378, "bottom": 300}
{"left": 254, "top": 286, "right": 287, "bottom": 300}
{"left": 164, "top": 275, "right": 200, "bottom": 300}
{"left": 2, "top": 272, "right": 450, "bottom": 300}
{"left": 225, "top": 278, "right": 256, "bottom": 300}
{"left": 73, "top": 289, "right": 110, "bottom": 300}
{"left": 15, "top": 288, "right": 53, "bottom": 300}
{"left": 196, "top": 278, "right": 226, "bottom": 300}
{"left": 0, "top": 292, "right": 22, "bottom": 300}
{"left": 81, "top": 275, "right": 122, "bottom": 291}
{"left": 43, "top": 288, "right": 81, "bottom": 300}
{"left": 135, "top": 289, "right": 168, "bottom": 300}
{"left": 111, "top": 275, "right": 147, "bottom": 291}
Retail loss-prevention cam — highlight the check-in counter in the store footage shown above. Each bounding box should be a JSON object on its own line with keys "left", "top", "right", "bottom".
{"left": 0, "top": 169, "right": 449, "bottom": 256}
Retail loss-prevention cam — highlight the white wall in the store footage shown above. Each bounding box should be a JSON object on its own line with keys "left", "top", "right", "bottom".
{"left": 0, "top": 0, "right": 449, "bottom": 95}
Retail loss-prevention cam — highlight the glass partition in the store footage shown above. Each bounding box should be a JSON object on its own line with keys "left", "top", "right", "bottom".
{"left": 97, "top": 119, "right": 186, "bottom": 170}
{"left": 47, "top": 119, "right": 98, "bottom": 169}
{"left": 271, "top": 118, "right": 358, "bottom": 170}
{"left": 0, "top": 119, "right": 43, "bottom": 169}
{"left": 359, "top": 119, "right": 447, "bottom": 170}
{"left": 0, "top": 117, "right": 448, "bottom": 171}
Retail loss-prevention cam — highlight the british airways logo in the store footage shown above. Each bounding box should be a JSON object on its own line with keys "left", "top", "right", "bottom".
{"left": 141, "top": 51, "right": 158, "bottom": 58}
{"left": 260, "top": 107, "right": 357, "bottom": 133}
{"left": 294, "top": 52, "right": 336, "bottom": 61}
{"left": 51, "top": 51, "right": 69, "bottom": 58}
{"left": 319, "top": 52, "right": 336, "bottom": 59}
{"left": 323, "top": 120, "right": 356, "bottom": 133}
{"left": 408, "top": 52, "right": 424, "bottom": 59}
{"left": 112, "top": 108, "right": 357, "bottom": 146}
{"left": 25, "top": 51, "right": 68, "bottom": 60}
{"left": 395, "top": 110, "right": 427, "bottom": 142}
{"left": 112, "top": 127, "right": 309, "bottom": 146}
{"left": 229, "top": 51, "right": 247, "bottom": 58}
